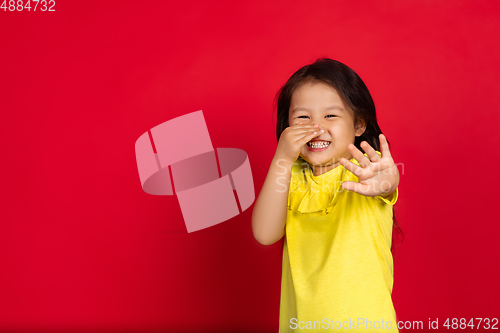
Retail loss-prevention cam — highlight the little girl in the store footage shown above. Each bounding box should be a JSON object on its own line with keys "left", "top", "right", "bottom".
{"left": 252, "top": 58, "right": 401, "bottom": 332}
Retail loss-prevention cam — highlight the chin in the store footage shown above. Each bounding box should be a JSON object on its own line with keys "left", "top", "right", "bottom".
{"left": 301, "top": 153, "right": 335, "bottom": 167}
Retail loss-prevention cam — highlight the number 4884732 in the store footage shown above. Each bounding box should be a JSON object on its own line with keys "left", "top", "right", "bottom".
{"left": 1, "top": 0, "right": 56, "bottom": 11}
{"left": 443, "top": 318, "right": 498, "bottom": 330}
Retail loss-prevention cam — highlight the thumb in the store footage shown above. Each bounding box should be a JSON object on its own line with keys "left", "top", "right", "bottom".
{"left": 341, "top": 181, "right": 358, "bottom": 192}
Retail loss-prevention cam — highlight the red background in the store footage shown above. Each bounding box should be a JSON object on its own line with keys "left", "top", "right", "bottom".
{"left": 1, "top": 1, "right": 499, "bottom": 332}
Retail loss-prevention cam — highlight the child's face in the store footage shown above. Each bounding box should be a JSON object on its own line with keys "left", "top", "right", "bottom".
{"left": 288, "top": 81, "right": 365, "bottom": 174}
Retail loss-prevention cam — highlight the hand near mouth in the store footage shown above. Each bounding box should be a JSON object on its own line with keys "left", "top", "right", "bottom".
{"left": 339, "top": 134, "right": 399, "bottom": 198}
{"left": 275, "top": 122, "right": 324, "bottom": 164}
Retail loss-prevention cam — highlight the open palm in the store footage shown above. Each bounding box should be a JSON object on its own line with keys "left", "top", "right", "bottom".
{"left": 339, "top": 134, "right": 399, "bottom": 197}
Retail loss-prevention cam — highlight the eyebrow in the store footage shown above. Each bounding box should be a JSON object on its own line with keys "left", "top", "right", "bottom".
{"left": 291, "top": 106, "right": 344, "bottom": 113}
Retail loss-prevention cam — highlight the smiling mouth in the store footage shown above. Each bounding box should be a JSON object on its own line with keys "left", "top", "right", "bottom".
{"left": 307, "top": 141, "right": 331, "bottom": 149}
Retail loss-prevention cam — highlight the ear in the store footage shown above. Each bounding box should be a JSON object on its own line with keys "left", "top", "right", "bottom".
{"left": 355, "top": 119, "right": 366, "bottom": 137}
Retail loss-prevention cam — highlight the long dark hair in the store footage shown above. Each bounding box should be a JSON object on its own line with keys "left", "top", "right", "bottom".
{"left": 272, "top": 58, "right": 403, "bottom": 258}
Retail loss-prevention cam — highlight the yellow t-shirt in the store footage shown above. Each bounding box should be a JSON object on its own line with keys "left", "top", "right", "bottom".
{"left": 279, "top": 153, "right": 399, "bottom": 332}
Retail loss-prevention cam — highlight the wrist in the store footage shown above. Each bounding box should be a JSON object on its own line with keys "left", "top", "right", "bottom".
{"left": 271, "top": 155, "right": 296, "bottom": 175}
{"left": 273, "top": 153, "right": 296, "bottom": 167}
{"left": 380, "top": 185, "right": 397, "bottom": 198}
{"left": 380, "top": 191, "right": 393, "bottom": 199}
{"left": 380, "top": 169, "right": 400, "bottom": 198}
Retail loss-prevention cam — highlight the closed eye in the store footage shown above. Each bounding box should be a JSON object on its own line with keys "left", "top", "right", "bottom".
{"left": 297, "top": 115, "right": 337, "bottom": 119}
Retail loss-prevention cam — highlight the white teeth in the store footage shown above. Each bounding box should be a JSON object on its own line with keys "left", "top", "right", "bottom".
{"left": 308, "top": 141, "right": 330, "bottom": 148}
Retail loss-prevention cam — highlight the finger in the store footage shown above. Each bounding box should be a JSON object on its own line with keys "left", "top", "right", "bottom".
{"left": 379, "top": 134, "right": 392, "bottom": 159}
{"left": 347, "top": 143, "right": 371, "bottom": 168}
{"left": 292, "top": 127, "right": 321, "bottom": 134}
{"left": 361, "top": 141, "right": 381, "bottom": 162}
{"left": 296, "top": 129, "right": 324, "bottom": 144}
{"left": 341, "top": 181, "right": 370, "bottom": 195}
{"left": 340, "top": 157, "right": 364, "bottom": 177}
{"left": 283, "top": 126, "right": 317, "bottom": 139}
{"left": 290, "top": 128, "right": 322, "bottom": 139}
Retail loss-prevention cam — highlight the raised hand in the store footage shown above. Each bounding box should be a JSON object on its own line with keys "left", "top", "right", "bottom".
{"left": 275, "top": 122, "right": 324, "bottom": 164}
{"left": 339, "top": 134, "right": 399, "bottom": 197}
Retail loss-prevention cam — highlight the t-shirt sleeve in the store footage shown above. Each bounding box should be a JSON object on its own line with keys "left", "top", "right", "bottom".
{"left": 375, "top": 187, "right": 398, "bottom": 205}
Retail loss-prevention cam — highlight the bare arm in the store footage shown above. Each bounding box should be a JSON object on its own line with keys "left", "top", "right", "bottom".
{"left": 251, "top": 155, "right": 294, "bottom": 245}
{"left": 252, "top": 122, "right": 324, "bottom": 245}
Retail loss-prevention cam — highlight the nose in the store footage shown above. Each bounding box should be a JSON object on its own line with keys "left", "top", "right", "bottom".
{"left": 310, "top": 117, "right": 328, "bottom": 130}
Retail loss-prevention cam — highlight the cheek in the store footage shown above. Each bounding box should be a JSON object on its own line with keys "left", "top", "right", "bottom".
{"left": 289, "top": 116, "right": 302, "bottom": 126}
{"left": 328, "top": 124, "right": 354, "bottom": 141}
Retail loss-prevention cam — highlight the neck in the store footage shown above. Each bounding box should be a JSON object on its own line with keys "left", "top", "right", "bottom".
{"left": 310, "top": 153, "right": 353, "bottom": 176}
{"left": 311, "top": 161, "right": 341, "bottom": 176}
